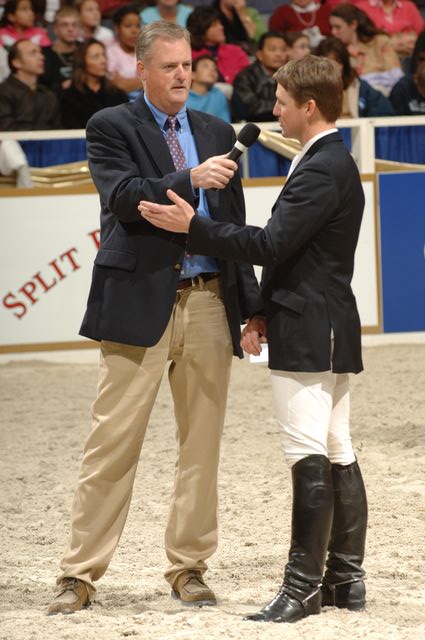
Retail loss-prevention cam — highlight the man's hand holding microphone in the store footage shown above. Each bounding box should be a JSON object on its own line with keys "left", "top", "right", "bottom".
{"left": 138, "top": 123, "right": 261, "bottom": 231}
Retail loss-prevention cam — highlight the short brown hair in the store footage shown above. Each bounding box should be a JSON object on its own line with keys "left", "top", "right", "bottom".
{"left": 136, "top": 21, "right": 191, "bottom": 63}
{"left": 54, "top": 6, "right": 79, "bottom": 24}
{"left": 274, "top": 54, "right": 343, "bottom": 122}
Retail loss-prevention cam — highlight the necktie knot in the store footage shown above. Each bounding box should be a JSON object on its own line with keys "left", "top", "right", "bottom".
{"left": 164, "top": 116, "right": 186, "bottom": 171}
{"left": 167, "top": 116, "right": 178, "bottom": 132}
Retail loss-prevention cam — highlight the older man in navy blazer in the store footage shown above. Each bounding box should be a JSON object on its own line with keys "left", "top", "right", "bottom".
{"left": 48, "top": 21, "right": 261, "bottom": 615}
{"left": 141, "top": 55, "right": 369, "bottom": 624}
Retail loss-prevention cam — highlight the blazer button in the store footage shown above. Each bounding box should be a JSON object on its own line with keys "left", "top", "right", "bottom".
{"left": 173, "top": 263, "right": 182, "bottom": 271}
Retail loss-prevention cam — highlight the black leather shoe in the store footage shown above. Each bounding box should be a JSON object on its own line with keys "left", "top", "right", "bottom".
{"left": 321, "top": 578, "right": 366, "bottom": 611}
{"left": 244, "top": 588, "right": 321, "bottom": 623}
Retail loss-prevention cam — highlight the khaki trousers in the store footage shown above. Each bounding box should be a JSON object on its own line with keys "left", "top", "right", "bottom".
{"left": 58, "top": 277, "right": 233, "bottom": 593}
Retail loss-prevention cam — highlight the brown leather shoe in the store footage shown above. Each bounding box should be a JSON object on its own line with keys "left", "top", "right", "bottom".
{"left": 47, "top": 578, "right": 91, "bottom": 615}
{"left": 172, "top": 570, "right": 217, "bottom": 607}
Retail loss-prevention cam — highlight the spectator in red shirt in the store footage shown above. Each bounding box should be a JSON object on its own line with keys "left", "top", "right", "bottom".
{"left": 0, "top": 0, "right": 51, "bottom": 48}
{"left": 269, "top": 0, "right": 332, "bottom": 48}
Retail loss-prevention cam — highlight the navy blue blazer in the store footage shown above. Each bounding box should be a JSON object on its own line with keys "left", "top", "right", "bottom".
{"left": 80, "top": 92, "right": 261, "bottom": 356}
{"left": 187, "top": 132, "right": 365, "bottom": 373}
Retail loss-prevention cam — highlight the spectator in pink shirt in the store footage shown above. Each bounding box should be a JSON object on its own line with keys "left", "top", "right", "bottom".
{"left": 355, "top": 0, "right": 424, "bottom": 56}
{"left": 0, "top": 0, "right": 51, "bottom": 48}
{"left": 187, "top": 5, "right": 250, "bottom": 93}
{"left": 106, "top": 4, "right": 142, "bottom": 100}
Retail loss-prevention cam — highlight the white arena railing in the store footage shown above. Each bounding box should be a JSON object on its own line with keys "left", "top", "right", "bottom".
{"left": 1, "top": 115, "right": 425, "bottom": 176}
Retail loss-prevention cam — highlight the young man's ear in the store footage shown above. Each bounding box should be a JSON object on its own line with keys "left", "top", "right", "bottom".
{"left": 305, "top": 99, "right": 316, "bottom": 116}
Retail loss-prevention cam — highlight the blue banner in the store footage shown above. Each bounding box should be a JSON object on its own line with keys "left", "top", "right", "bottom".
{"left": 379, "top": 172, "right": 425, "bottom": 332}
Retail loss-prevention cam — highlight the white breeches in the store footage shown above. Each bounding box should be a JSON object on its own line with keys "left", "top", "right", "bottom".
{"left": 271, "top": 370, "right": 356, "bottom": 468}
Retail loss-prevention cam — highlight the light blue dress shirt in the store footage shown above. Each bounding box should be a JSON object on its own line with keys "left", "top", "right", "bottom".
{"left": 144, "top": 94, "right": 219, "bottom": 278}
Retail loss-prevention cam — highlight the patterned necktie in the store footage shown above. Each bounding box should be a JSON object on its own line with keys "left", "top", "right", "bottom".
{"left": 164, "top": 116, "right": 187, "bottom": 171}
{"left": 164, "top": 116, "right": 193, "bottom": 267}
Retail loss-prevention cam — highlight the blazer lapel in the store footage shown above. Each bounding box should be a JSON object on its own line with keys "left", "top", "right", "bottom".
{"left": 271, "top": 131, "right": 343, "bottom": 213}
{"left": 188, "top": 108, "right": 221, "bottom": 216}
{"left": 133, "top": 94, "right": 176, "bottom": 175}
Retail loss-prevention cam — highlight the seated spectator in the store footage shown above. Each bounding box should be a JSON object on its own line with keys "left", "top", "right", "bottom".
{"left": 389, "top": 59, "right": 425, "bottom": 113}
{"left": 106, "top": 4, "right": 141, "bottom": 100}
{"left": 212, "top": 0, "right": 267, "bottom": 52}
{"left": 0, "top": 0, "right": 51, "bottom": 48}
{"left": 330, "top": 3, "right": 403, "bottom": 94}
{"left": 232, "top": 31, "right": 287, "bottom": 121}
{"left": 140, "top": 0, "right": 193, "bottom": 27}
{"left": 186, "top": 54, "right": 231, "bottom": 122}
{"left": 76, "top": 0, "right": 114, "bottom": 47}
{"left": 60, "top": 38, "right": 127, "bottom": 128}
{"left": 283, "top": 30, "right": 311, "bottom": 59}
{"left": 269, "top": 0, "right": 332, "bottom": 48}
{"left": 187, "top": 6, "right": 250, "bottom": 86}
{"left": 390, "top": 30, "right": 425, "bottom": 113}
{"left": 355, "top": 0, "right": 424, "bottom": 57}
{"left": 0, "top": 39, "right": 61, "bottom": 129}
{"left": 316, "top": 36, "right": 395, "bottom": 115}
{"left": 39, "top": 6, "right": 79, "bottom": 94}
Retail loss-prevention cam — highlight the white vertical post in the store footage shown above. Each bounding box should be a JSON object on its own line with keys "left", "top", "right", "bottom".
{"left": 351, "top": 119, "right": 375, "bottom": 173}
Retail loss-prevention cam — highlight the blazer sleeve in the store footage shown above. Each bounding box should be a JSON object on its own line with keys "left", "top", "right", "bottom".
{"left": 86, "top": 110, "right": 197, "bottom": 224}
{"left": 226, "top": 152, "right": 263, "bottom": 318}
{"left": 187, "top": 161, "right": 339, "bottom": 267}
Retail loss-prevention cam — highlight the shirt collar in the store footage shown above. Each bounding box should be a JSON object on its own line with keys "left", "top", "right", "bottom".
{"left": 143, "top": 93, "right": 188, "bottom": 131}
{"left": 302, "top": 128, "right": 338, "bottom": 155}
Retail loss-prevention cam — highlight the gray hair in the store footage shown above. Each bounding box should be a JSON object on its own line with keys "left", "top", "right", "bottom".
{"left": 136, "top": 21, "right": 191, "bottom": 62}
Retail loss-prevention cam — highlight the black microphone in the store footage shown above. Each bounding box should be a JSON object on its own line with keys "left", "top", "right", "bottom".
{"left": 227, "top": 123, "right": 261, "bottom": 162}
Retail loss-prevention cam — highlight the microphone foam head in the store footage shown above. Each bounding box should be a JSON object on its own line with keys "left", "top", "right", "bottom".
{"left": 237, "top": 122, "right": 261, "bottom": 147}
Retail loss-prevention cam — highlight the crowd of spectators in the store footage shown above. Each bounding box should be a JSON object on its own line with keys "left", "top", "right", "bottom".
{"left": 0, "top": 0, "right": 424, "bottom": 131}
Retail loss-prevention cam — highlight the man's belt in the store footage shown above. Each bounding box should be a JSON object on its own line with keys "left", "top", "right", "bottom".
{"left": 177, "top": 272, "right": 220, "bottom": 292}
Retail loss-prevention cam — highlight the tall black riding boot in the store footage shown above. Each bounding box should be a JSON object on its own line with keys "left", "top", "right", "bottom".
{"left": 321, "top": 460, "right": 368, "bottom": 611}
{"left": 245, "top": 455, "right": 334, "bottom": 623}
